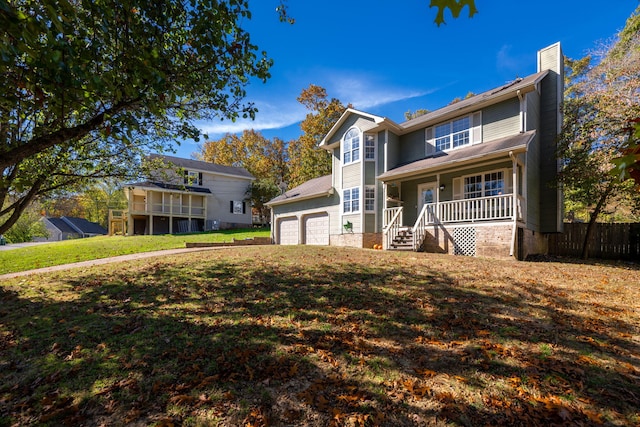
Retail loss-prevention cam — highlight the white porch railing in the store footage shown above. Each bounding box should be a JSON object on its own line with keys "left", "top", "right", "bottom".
{"left": 383, "top": 207, "right": 403, "bottom": 250}
{"left": 383, "top": 194, "right": 521, "bottom": 251}
{"left": 438, "top": 194, "right": 516, "bottom": 223}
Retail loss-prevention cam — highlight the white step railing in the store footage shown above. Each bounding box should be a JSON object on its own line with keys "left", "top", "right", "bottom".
{"left": 383, "top": 207, "right": 403, "bottom": 250}
{"left": 412, "top": 203, "right": 436, "bottom": 251}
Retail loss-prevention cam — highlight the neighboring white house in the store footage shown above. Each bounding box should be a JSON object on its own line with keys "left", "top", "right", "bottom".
{"left": 267, "top": 43, "right": 564, "bottom": 259}
{"left": 38, "top": 216, "right": 108, "bottom": 241}
{"left": 109, "top": 154, "right": 254, "bottom": 235}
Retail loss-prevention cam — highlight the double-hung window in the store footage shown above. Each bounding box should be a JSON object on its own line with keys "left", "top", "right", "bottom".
{"left": 434, "top": 116, "right": 471, "bottom": 152}
{"left": 184, "top": 170, "right": 203, "bottom": 186}
{"left": 463, "top": 171, "right": 504, "bottom": 199}
{"left": 364, "top": 134, "right": 375, "bottom": 160}
{"left": 343, "top": 128, "right": 360, "bottom": 164}
{"left": 364, "top": 186, "right": 375, "bottom": 211}
{"left": 343, "top": 187, "right": 360, "bottom": 213}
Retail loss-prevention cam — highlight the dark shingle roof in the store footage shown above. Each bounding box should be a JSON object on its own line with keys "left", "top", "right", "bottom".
{"left": 46, "top": 217, "right": 77, "bottom": 233}
{"left": 400, "top": 71, "right": 549, "bottom": 131}
{"left": 62, "top": 217, "right": 108, "bottom": 235}
{"left": 267, "top": 175, "right": 333, "bottom": 206}
{"left": 378, "top": 130, "right": 536, "bottom": 181}
{"left": 46, "top": 217, "right": 107, "bottom": 235}
{"left": 149, "top": 154, "right": 254, "bottom": 179}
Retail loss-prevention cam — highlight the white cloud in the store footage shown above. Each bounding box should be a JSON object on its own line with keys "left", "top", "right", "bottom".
{"left": 329, "top": 72, "right": 433, "bottom": 110}
{"left": 195, "top": 69, "right": 434, "bottom": 138}
{"left": 196, "top": 101, "right": 306, "bottom": 138}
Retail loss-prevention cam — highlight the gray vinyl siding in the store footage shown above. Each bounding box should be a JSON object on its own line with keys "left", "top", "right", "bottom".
{"left": 525, "top": 91, "right": 541, "bottom": 231}
{"left": 332, "top": 147, "right": 341, "bottom": 189}
{"left": 342, "top": 214, "right": 361, "bottom": 232}
{"left": 202, "top": 172, "right": 252, "bottom": 225}
{"left": 482, "top": 98, "right": 521, "bottom": 142}
{"left": 377, "top": 131, "right": 386, "bottom": 175}
{"left": 271, "top": 194, "right": 339, "bottom": 216}
{"left": 364, "top": 162, "right": 376, "bottom": 185}
{"left": 537, "top": 43, "right": 562, "bottom": 232}
{"left": 398, "top": 129, "right": 427, "bottom": 165}
{"left": 386, "top": 132, "right": 400, "bottom": 172}
{"left": 364, "top": 213, "right": 375, "bottom": 232}
{"left": 342, "top": 163, "right": 361, "bottom": 189}
{"left": 539, "top": 71, "right": 561, "bottom": 232}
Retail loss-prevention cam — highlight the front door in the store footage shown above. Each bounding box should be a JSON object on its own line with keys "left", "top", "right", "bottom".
{"left": 417, "top": 183, "right": 437, "bottom": 221}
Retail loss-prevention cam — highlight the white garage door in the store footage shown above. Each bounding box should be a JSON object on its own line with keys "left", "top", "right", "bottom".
{"left": 278, "top": 217, "right": 299, "bottom": 245}
{"left": 304, "top": 213, "right": 329, "bottom": 246}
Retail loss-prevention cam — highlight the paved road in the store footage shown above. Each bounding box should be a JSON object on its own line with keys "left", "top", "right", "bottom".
{"left": 0, "top": 241, "right": 55, "bottom": 251}
{"left": 0, "top": 246, "right": 226, "bottom": 280}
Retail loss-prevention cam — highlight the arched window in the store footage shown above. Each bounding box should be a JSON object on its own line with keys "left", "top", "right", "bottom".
{"left": 343, "top": 128, "right": 360, "bottom": 164}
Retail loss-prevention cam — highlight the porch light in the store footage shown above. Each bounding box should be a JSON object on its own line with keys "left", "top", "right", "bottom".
{"left": 439, "top": 184, "right": 445, "bottom": 191}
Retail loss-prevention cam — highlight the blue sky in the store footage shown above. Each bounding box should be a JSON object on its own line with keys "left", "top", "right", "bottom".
{"left": 175, "top": 1, "right": 638, "bottom": 159}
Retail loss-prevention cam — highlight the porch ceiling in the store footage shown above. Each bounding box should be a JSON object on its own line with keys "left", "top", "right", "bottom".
{"left": 378, "top": 130, "right": 535, "bottom": 182}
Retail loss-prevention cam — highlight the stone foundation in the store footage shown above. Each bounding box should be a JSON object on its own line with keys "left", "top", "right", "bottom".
{"left": 331, "top": 232, "right": 382, "bottom": 249}
{"left": 422, "top": 223, "right": 513, "bottom": 258}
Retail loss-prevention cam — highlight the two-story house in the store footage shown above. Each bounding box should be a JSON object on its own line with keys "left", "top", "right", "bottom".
{"left": 266, "top": 43, "right": 563, "bottom": 259}
{"left": 109, "top": 154, "right": 254, "bottom": 235}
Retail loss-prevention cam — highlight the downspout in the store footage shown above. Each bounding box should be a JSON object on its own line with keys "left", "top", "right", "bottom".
{"left": 509, "top": 151, "right": 518, "bottom": 257}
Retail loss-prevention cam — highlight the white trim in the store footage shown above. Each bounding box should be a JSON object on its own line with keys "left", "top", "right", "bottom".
{"left": 364, "top": 133, "right": 376, "bottom": 161}
{"left": 365, "top": 186, "right": 376, "bottom": 212}
{"left": 342, "top": 186, "right": 360, "bottom": 214}
{"left": 417, "top": 182, "right": 438, "bottom": 215}
{"left": 342, "top": 127, "right": 361, "bottom": 166}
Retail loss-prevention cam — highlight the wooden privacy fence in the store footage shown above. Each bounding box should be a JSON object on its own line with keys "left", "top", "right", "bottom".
{"left": 548, "top": 223, "right": 640, "bottom": 260}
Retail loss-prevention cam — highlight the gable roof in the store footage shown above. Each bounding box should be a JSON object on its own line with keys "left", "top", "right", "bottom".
{"left": 319, "top": 108, "right": 402, "bottom": 150}
{"left": 62, "top": 217, "right": 108, "bottom": 235}
{"left": 399, "top": 71, "right": 548, "bottom": 133}
{"left": 266, "top": 175, "right": 333, "bottom": 206}
{"left": 319, "top": 71, "right": 549, "bottom": 150}
{"left": 378, "top": 130, "right": 536, "bottom": 181}
{"left": 149, "top": 154, "right": 254, "bottom": 180}
{"left": 46, "top": 217, "right": 77, "bottom": 234}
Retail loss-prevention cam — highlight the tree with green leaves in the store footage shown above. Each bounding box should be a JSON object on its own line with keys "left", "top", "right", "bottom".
{"left": 558, "top": 6, "right": 640, "bottom": 259}
{"left": 287, "top": 84, "right": 348, "bottom": 188}
{"left": 199, "top": 129, "right": 287, "bottom": 224}
{"left": 0, "top": 0, "right": 477, "bottom": 236}
{"left": 0, "top": 0, "right": 274, "bottom": 235}
{"left": 2, "top": 203, "right": 48, "bottom": 243}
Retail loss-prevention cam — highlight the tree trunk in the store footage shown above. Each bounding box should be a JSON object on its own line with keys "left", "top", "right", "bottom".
{"left": 581, "top": 184, "right": 614, "bottom": 259}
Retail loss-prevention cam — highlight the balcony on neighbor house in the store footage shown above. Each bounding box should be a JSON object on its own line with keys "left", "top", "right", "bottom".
{"left": 128, "top": 192, "right": 206, "bottom": 218}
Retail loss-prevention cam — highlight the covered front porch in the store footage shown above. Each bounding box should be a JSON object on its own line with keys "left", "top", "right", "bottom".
{"left": 377, "top": 141, "right": 529, "bottom": 253}
{"left": 382, "top": 193, "right": 524, "bottom": 251}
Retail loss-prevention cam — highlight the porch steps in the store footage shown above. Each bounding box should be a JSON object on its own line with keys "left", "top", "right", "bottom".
{"left": 389, "top": 227, "right": 414, "bottom": 251}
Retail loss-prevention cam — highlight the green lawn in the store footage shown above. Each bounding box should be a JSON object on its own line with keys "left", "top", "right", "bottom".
{"left": 0, "top": 229, "right": 270, "bottom": 274}
{"left": 0, "top": 246, "right": 638, "bottom": 426}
